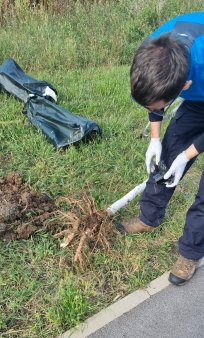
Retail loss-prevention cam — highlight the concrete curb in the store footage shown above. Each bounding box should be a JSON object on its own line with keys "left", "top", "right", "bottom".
{"left": 58, "top": 257, "right": 204, "bottom": 338}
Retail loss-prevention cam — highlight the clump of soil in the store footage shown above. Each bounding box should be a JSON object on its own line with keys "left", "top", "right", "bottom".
{"left": 0, "top": 172, "right": 57, "bottom": 241}
{"left": 55, "top": 194, "right": 113, "bottom": 267}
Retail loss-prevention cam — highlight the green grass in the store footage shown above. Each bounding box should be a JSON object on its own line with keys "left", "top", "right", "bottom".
{"left": 1, "top": 0, "right": 204, "bottom": 337}
{"left": 1, "top": 63, "right": 204, "bottom": 338}
{"left": 1, "top": 0, "right": 204, "bottom": 70}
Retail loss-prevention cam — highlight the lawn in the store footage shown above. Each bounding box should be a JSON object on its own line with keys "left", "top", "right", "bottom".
{"left": 0, "top": 0, "right": 204, "bottom": 337}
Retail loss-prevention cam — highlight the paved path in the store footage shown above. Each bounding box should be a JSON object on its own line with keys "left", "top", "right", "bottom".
{"left": 89, "top": 266, "right": 204, "bottom": 338}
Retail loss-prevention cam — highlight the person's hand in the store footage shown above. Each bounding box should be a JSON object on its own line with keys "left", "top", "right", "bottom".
{"left": 164, "top": 151, "right": 189, "bottom": 188}
{"left": 145, "top": 138, "right": 162, "bottom": 174}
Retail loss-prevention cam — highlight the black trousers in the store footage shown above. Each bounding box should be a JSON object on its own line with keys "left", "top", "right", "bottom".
{"left": 139, "top": 100, "right": 204, "bottom": 260}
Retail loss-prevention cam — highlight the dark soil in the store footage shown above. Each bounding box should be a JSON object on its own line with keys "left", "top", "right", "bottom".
{"left": 0, "top": 172, "right": 57, "bottom": 241}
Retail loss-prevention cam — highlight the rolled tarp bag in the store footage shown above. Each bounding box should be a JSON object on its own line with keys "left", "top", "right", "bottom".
{"left": 26, "top": 95, "right": 102, "bottom": 148}
{"left": 0, "top": 58, "right": 57, "bottom": 102}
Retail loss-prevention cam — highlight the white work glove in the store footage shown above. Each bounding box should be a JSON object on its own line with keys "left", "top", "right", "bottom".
{"left": 164, "top": 151, "right": 189, "bottom": 188}
{"left": 145, "top": 138, "right": 162, "bottom": 174}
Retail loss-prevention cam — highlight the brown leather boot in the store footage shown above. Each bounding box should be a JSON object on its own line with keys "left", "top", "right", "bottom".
{"left": 115, "top": 217, "right": 154, "bottom": 234}
{"left": 169, "top": 255, "right": 197, "bottom": 286}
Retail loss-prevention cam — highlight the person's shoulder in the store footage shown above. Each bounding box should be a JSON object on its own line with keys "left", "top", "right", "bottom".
{"left": 151, "top": 12, "right": 204, "bottom": 39}
{"left": 177, "top": 12, "right": 204, "bottom": 24}
{"left": 161, "top": 12, "right": 204, "bottom": 26}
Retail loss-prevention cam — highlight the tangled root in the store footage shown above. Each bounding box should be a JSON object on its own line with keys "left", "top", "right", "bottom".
{"left": 54, "top": 194, "right": 113, "bottom": 267}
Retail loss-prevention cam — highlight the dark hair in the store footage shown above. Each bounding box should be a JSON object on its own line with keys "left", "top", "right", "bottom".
{"left": 130, "top": 33, "right": 190, "bottom": 107}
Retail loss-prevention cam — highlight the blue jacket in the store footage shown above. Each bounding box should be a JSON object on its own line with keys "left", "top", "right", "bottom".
{"left": 150, "top": 12, "right": 204, "bottom": 102}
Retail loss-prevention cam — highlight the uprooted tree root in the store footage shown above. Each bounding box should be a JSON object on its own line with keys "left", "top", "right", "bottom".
{"left": 0, "top": 172, "right": 114, "bottom": 267}
{"left": 55, "top": 194, "right": 113, "bottom": 267}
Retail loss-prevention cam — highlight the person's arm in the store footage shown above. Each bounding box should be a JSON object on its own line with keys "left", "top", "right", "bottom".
{"left": 191, "top": 133, "right": 204, "bottom": 155}
{"left": 185, "top": 143, "right": 199, "bottom": 160}
{"left": 145, "top": 121, "right": 162, "bottom": 173}
{"left": 150, "top": 121, "right": 162, "bottom": 138}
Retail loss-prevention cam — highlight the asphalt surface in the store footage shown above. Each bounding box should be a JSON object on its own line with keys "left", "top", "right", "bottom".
{"left": 89, "top": 265, "right": 204, "bottom": 338}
